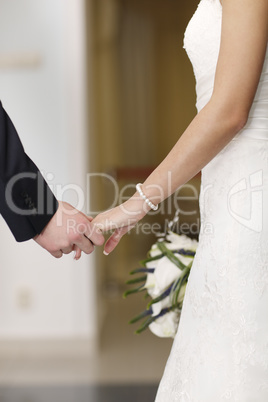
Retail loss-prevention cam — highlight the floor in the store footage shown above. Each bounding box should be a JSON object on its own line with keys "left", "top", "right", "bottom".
{"left": 0, "top": 295, "right": 173, "bottom": 401}
{"left": 0, "top": 384, "right": 159, "bottom": 402}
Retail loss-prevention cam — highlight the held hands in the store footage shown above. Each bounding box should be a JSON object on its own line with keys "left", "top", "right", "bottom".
{"left": 34, "top": 201, "right": 104, "bottom": 260}
{"left": 35, "top": 193, "right": 151, "bottom": 259}
{"left": 92, "top": 195, "right": 150, "bottom": 255}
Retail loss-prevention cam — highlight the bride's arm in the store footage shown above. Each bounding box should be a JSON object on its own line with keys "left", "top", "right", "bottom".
{"left": 139, "top": 0, "right": 268, "bottom": 204}
{"left": 93, "top": 0, "right": 268, "bottom": 253}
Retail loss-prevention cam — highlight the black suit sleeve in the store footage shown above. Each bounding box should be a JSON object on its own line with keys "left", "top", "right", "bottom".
{"left": 0, "top": 101, "right": 58, "bottom": 242}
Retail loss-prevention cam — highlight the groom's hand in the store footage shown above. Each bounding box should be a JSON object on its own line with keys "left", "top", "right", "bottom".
{"left": 34, "top": 201, "right": 104, "bottom": 259}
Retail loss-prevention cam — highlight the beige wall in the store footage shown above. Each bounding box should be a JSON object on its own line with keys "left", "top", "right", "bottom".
{"left": 88, "top": 0, "right": 198, "bottom": 169}
{"left": 0, "top": 0, "right": 97, "bottom": 342}
{"left": 86, "top": 0, "right": 200, "bottom": 336}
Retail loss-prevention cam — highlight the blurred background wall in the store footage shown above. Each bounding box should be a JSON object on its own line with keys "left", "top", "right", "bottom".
{"left": 0, "top": 0, "right": 199, "bottom": 384}
{"left": 86, "top": 0, "right": 199, "bottom": 338}
{"left": 0, "top": 0, "right": 96, "bottom": 346}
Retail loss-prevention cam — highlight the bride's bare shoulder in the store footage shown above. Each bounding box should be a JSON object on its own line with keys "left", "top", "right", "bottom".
{"left": 212, "top": 0, "right": 268, "bottom": 123}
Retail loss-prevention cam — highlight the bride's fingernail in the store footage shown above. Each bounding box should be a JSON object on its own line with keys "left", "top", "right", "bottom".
{"left": 73, "top": 250, "right": 77, "bottom": 260}
{"left": 103, "top": 250, "right": 109, "bottom": 256}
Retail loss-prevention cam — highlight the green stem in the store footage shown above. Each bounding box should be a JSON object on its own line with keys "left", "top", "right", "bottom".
{"left": 135, "top": 305, "right": 177, "bottom": 334}
{"left": 144, "top": 292, "right": 150, "bottom": 299}
{"left": 140, "top": 254, "right": 163, "bottom": 267}
{"left": 123, "top": 285, "right": 146, "bottom": 299}
{"left": 130, "top": 268, "right": 154, "bottom": 275}
{"left": 156, "top": 242, "right": 187, "bottom": 271}
{"left": 140, "top": 247, "right": 195, "bottom": 267}
{"left": 171, "top": 262, "right": 192, "bottom": 307}
{"left": 125, "top": 275, "right": 147, "bottom": 285}
{"left": 146, "top": 283, "right": 174, "bottom": 310}
{"left": 135, "top": 315, "right": 157, "bottom": 334}
{"left": 129, "top": 309, "right": 152, "bottom": 325}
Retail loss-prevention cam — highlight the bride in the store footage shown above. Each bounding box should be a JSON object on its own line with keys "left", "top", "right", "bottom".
{"left": 92, "top": 0, "right": 268, "bottom": 400}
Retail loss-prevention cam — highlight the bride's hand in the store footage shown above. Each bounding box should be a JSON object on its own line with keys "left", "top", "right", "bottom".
{"left": 92, "top": 196, "right": 150, "bottom": 255}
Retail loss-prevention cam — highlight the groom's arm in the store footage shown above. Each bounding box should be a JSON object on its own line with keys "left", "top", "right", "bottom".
{"left": 0, "top": 101, "right": 105, "bottom": 257}
{"left": 0, "top": 101, "right": 58, "bottom": 242}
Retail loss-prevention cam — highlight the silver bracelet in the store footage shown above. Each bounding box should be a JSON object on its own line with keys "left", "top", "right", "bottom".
{"left": 136, "top": 183, "right": 158, "bottom": 211}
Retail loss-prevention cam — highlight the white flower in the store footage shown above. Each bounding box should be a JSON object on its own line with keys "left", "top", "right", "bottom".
{"left": 151, "top": 296, "right": 170, "bottom": 317}
{"left": 144, "top": 253, "right": 190, "bottom": 298}
{"left": 149, "top": 311, "right": 180, "bottom": 338}
{"left": 150, "top": 279, "right": 187, "bottom": 317}
{"left": 143, "top": 260, "right": 157, "bottom": 297}
{"left": 133, "top": 232, "right": 197, "bottom": 338}
{"left": 149, "top": 233, "right": 198, "bottom": 259}
{"left": 144, "top": 256, "right": 180, "bottom": 298}
{"left": 149, "top": 244, "right": 163, "bottom": 257}
{"left": 165, "top": 232, "right": 198, "bottom": 251}
{"left": 153, "top": 256, "right": 182, "bottom": 294}
{"left": 143, "top": 273, "right": 156, "bottom": 297}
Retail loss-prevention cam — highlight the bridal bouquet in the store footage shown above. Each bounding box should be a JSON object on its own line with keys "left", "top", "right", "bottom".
{"left": 124, "top": 231, "right": 198, "bottom": 338}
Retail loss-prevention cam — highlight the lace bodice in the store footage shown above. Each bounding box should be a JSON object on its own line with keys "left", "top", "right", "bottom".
{"left": 183, "top": 0, "right": 268, "bottom": 144}
{"left": 183, "top": 0, "right": 222, "bottom": 84}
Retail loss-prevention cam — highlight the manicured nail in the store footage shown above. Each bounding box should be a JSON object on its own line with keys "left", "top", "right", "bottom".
{"left": 73, "top": 250, "right": 77, "bottom": 260}
{"left": 103, "top": 250, "right": 109, "bottom": 256}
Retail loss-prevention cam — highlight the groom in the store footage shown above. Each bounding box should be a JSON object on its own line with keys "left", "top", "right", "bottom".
{"left": 0, "top": 101, "right": 104, "bottom": 258}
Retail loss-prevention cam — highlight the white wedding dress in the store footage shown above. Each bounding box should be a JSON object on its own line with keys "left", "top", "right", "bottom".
{"left": 155, "top": 0, "right": 268, "bottom": 401}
